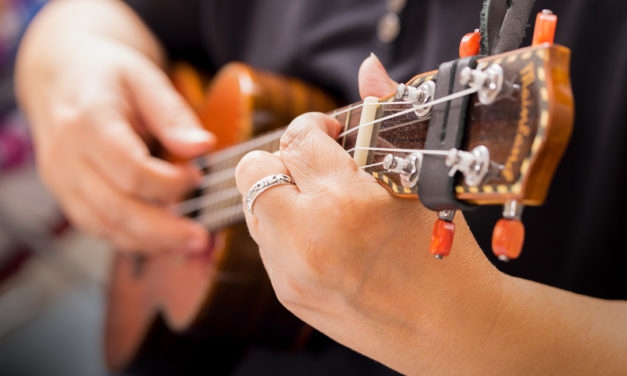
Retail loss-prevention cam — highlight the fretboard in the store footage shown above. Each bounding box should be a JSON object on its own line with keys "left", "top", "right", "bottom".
{"left": 190, "top": 98, "right": 428, "bottom": 231}
{"left": 190, "top": 101, "right": 376, "bottom": 231}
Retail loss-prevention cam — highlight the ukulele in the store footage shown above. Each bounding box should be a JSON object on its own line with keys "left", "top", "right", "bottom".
{"left": 106, "top": 40, "right": 573, "bottom": 374}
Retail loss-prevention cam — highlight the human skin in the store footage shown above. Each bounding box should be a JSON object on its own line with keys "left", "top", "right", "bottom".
{"left": 15, "top": 0, "right": 627, "bottom": 373}
{"left": 234, "top": 55, "right": 627, "bottom": 375}
{"left": 15, "top": 0, "right": 212, "bottom": 253}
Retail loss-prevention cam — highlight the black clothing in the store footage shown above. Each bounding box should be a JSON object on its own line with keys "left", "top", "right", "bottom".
{"left": 126, "top": 0, "right": 627, "bottom": 374}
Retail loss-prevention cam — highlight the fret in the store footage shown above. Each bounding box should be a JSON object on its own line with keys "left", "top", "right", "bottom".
{"left": 341, "top": 104, "right": 352, "bottom": 147}
{"left": 342, "top": 106, "right": 362, "bottom": 157}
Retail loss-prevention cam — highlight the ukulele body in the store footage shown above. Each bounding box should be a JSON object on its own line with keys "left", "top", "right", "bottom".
{"left": 105, "top": 63, "right": 336, "bottom": 372}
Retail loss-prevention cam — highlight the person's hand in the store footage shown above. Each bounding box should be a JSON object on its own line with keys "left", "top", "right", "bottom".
{"left": 16, "top": 2, "right": 213, "bottom": 254}
{"left": 235, "top": 54, "right": 506, "bottom": 373}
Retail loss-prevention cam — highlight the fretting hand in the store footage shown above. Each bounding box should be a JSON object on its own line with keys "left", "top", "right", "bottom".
{"left": 235, "top": 54, "right": 506, "bottom": 373}
{"left": 235, "top": 54, "right": 627, "bottom": 374}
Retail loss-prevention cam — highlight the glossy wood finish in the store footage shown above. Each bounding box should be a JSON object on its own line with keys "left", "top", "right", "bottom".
{"left": 345, "top": 44, "right": 573, "bottom": 206}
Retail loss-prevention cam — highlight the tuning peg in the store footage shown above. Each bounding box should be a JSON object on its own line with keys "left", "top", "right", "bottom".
{"left": 532, "top": 9, "right": 557, "bottom": 46}
{"left": 430, "top": 210, "right": 456, "bottom": 259}
{"left": 457, "top": 64, "right": 503, "bottom": 104}
{"left": 459, "top": 29, "right": 481, "bottom": 58}
{"left": 383, "top": 153, "right": 422, "bottom": 189}
{"left": 492, "top": 200, "right": 525, "bottom": 261}
{"left": 395, "top": 81, "right": 435, "bottom": 118}
{"left": 445, "top": 145, "right": 491, "bottom": 187}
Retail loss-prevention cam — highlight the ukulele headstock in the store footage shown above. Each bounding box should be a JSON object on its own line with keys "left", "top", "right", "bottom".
{"left": 337, "top": 39, "right": 573, "bottom": 261}
{"left": 453, "top": 44, "right": 573, "bottom": 205}
{"left": 355, "top": 43, "right": 573, "bottom": 205}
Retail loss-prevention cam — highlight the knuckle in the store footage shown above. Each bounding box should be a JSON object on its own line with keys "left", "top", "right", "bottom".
{"left": 236, "top": 150, "right": 268, "bottom": 177}
{"left": 318, "top": 184, "right": 357, "bottom": 222}
{"left": 49, "top": 106, "right": 90, "bottom": 140}
{"left": 280, "top": 113, "right": 319, "bottom": 152}
{"left": 103, "top": 197, "right": 129, "bottom": 230}
{"left": 120, "top": 156, "right": 149, "bottom": 194}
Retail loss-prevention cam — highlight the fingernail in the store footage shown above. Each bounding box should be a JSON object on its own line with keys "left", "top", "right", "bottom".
{"left": 170, "top": 128, "right": 213, "bottom": 144}
{"left": 369, "top": 52, "right": 384, "bottom": 69}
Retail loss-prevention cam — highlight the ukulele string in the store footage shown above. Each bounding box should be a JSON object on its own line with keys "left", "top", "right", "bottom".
{"left": 194, "top": 128, "right": 285, "bottom": 168}
{"left": 177, "top": 87, "right": 480, "bottom": 221}
{"left": 172, "top": 187, "right": 240, "bottom": 216}
{"left": 192, "top": 108, "right": 425, "bottom": 188}
{"left": 190, "top": 102, "right": 426, "bottom": 194}
{"left": 195, "top": 115, "right": 426, "bottom": 186}
{"left": 330, "top": 100, "right": 411, "bottom": 117}
{"left": 198, "top": 167, "right": 236, "bottom": 189}
{"left": 194, "top": 86, "right": 477, "bottom": 172}
{"left": 192, "top": 101, "right": 413, "bottom": 171}
{"left": 191, "top": 161, "right": 393, "bottom": 227}
{"left": 348, "top": 146, "right": 451, "bottom": 156}
{"left": 336, "top": 86, "right": 479, "bottom": 139}
{"left": 191, "top": 159, "right": 389, "bottom": 227}
{"left": 175, "top": 161, "right": 386, "bottom": 217}
{"left": 360, "top": 161, "right": 385, "bottom": 169}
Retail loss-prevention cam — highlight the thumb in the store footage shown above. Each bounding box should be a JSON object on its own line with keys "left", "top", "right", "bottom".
{"left": 358, "top": 53, "right": 398, "bottom": 100}
{"left": 124, "top": 61, "right": 215, "bottom": 159}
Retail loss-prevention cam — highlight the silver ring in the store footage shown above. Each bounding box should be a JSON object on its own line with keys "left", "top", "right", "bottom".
{"left": 245, "top": 174, "right": 295, "bottom": 215}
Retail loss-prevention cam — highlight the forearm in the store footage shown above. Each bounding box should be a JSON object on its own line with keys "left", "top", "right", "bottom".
{"left": 489, "top": 276, "right": 627, "bottom": 374}
{"left": 393, "top": 269, "right": 627, "bottom": 375}
{"left": 16, "top": 0, "right": 164, "bottom": 117}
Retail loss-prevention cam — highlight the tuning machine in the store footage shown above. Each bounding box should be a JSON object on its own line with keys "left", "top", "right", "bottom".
{"left": 395, "top": 80, "right": 435, "bottom": 118}
{"left": 458, "top": 64, "right": 503, "bottom": 104}
{"left": 445, "top": 145, "right": 492, "bottom": 187}
{"left": 492, "top": 200, "right": 525, "bottom": 261}
{"left": 383, "top": 152, "right": 422, "bottom": 189}
{"left": 430, "top": 209, "right": 457, "bottom": 259}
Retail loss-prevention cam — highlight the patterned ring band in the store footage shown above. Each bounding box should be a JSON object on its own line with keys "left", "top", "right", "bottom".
{"left": 245, "top": 174, "right": 295, "bottom": 215}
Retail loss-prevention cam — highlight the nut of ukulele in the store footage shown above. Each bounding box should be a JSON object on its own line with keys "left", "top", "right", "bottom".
{"left": 430, "top": 210, "right": 456, "bottom": 259}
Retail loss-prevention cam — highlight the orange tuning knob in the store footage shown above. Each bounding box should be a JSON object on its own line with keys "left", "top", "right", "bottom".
{"left": 492, "top": 218, "right": 525, "bottom": 261}
{"left": 459, "top": 30, "right": 481, "bottom": 58}
{"left": 430, "top": 210, "right": 457, "bottom": 259}
{"left": 430, "top": 219, "right": 455, "bottom": 259}
{"left": 532, "top": 9, "right": 557, "bottom": 46}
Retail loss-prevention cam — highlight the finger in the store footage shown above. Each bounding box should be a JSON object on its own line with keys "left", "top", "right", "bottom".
{"left": 84, "top": 115, "right": 200, "bottom": 204}
{"left": 234, "top": 150, "right": 299, "bottom": 227}
{"left": 61, "top": 192, "right": 140, "bottom": 252}
{"left": 358, "top": 53, "right": 398, "bottom": 100}
{"left": 123, "top": 59, "right": 215, "bottom": 159}
{"left": 78, "top": 161, "right": 209, "bottom": 254}
{"left": 279, "top": 113, "right": 361, "bottom": 192}
{"left": 58, "top": 190, "right": 114, "bottom": 241}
